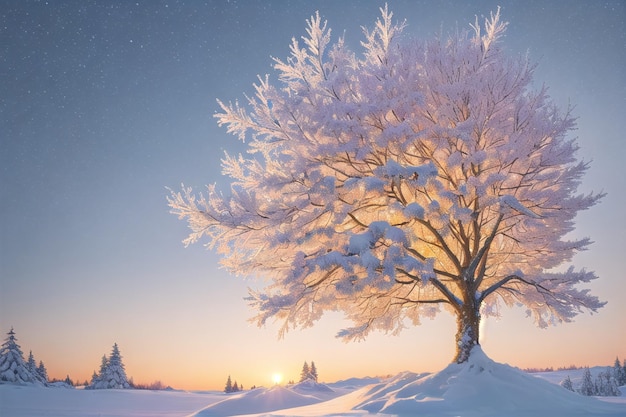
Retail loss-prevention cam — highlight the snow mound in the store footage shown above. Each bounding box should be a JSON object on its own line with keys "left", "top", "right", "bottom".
{"left": 327, "top": 376, "right": 382, "bottom": 390}
{"left": 192, "top": 385, "right": 323, "bottom": 417}
{"left": 290, "top": 379, "right": 334, "bottom": 394}
{"left": 352, "top": 347, "right": 625, "bottom": 416}
{"left": 253, "top": 347, "right": 625, "bottom": 417}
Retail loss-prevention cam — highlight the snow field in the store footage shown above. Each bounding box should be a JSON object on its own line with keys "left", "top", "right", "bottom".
{"left": 2, "top": 348, "right": 625, "bottom": 417}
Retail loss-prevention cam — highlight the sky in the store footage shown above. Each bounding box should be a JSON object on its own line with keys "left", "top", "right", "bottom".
{"left": 1, "top": 0, "right": 624, "bottom": 391}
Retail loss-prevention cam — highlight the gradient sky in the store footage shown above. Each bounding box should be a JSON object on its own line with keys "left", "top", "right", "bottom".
{"left": 1, "top": 1, "right": 624, "bottom": 390}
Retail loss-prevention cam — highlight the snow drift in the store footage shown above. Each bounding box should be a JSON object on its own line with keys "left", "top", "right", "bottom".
{"left": 193, "top": 384, "right": 334, "bottom": 417}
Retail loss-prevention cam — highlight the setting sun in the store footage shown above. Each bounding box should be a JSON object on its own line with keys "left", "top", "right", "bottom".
{"left": 272, "top": 373, "right": 283, "bottom": 385}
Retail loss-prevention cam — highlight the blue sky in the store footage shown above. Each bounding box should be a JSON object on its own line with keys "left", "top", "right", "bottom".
{"left": 1, "top": 1, "right": 624, "bottom": 389}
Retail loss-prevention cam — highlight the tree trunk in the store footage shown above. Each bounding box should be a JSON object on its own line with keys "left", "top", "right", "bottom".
{"left": 454, "top": 302, "right": 481, "bottom": 363}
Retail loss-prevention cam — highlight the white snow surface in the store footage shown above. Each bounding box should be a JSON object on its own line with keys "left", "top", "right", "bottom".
{"left": 1, "top": 348, "right": 625, "bottom": 417}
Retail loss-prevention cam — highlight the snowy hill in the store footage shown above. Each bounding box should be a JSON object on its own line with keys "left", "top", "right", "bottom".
{"left": 326, "top": 376, "right": 382, "bottom": 390}
{"left": 533, "top": 366, "right": 617, "bottom": 387}
{"left": 192, "top": 385, "right": 338, "bottom": 417}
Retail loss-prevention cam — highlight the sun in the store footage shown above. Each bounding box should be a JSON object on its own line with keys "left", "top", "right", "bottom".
{"left": 272, "top": 373, "right": 283, "bottom": 385}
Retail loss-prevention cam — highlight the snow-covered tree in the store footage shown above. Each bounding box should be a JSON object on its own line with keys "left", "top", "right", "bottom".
{"left": 86, "top": 354, "right": 109, "bottom": 389}
{"left": 560, "top": 375, "right": 574, "bottom": 392}
{"left": 99, "top": 355, "right": 108, "bottom": 375}
{"left": 89, "top": 343, "right": 130, "bottom": 389}
{"left": 579, "top": 367, "right": 596, "bottom": 396}
{"left": 595, "top": 369, "right": 620, "bottom": 396}
{"left": 87, "top": 370, "right": 99, "bottom": 389}
{"left": 310, "top": 361, "right": 318, "bottom": 382}
{"left": 225, "top": 375, "right": 233, "bottom": 393}
{"left": 613, "top": 357, "right": 626, "bottom": 386}
{"left": 37, "top": 360, "right": 48, "bottom": 383}
{"left": 27, "top": 351, "right": 47, "bottom": 384}
{"left": 169, "top": 6, "right": 605, "bottom": 363}
{"left": 101, "top": 343, "right": 130, "bottom": 389}
{"left": 299, "top": 362, "right": 311, "bottom": 382}
{"left": 0, "top": 328, "right": 38, "bottom": 384}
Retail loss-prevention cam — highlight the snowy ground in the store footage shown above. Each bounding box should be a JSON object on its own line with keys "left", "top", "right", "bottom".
{"left": 2, "top": 352, "right": 625, "bottom": 417}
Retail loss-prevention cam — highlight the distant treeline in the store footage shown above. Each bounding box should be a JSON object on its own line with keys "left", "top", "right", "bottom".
{"left": 523, "top": 364, "right": 583, "bottom": 373}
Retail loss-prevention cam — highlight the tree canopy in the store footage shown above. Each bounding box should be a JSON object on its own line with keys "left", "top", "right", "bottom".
{"left": 169, "top": 7, "right": 604, "bottom": 362}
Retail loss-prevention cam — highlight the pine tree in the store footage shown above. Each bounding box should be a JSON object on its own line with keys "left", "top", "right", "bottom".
{"left": 26, "top": 351, "right": 36, "bottom": 373}
{"left": 225, "top": 375, "right": 233, "bottom": 393}
{"left": 595, "top": 369, "right": 620, "bottom": 396}
{"left": 613, "top": 357, "right": 626, "bottom": 386}
{"left": 300, "top": 361, "right": 310, "bottom": 382}
{"left": 90, "top": 343, "right": 130, "bottom": 389}
{"left": 579, "top": 367, "right": 596, "bottom": 396}
{"left": 310, "top": 361, "right": 318, "bottom": 382}
{"left": 0, "top": 328, "right": 38, "bottom": 384}
{"left": 233, "top": 380, "right": 239, "bottom": 392}
{"left": 87, "top": 370, "right": 99, "bottom": 389}
{"left": 87, "top": 355, "right": 108, "bottom": 389}
{"left": 100, "top": 343, "right": 130, "bottom": 389}
{"left": 37, "top": 360, "right": 48, "bottom": 383}
{"left": 25, "top": 351, "right": 43, "bottom": 383}
{"left": 560, "top": 375, "right": 574, "bottom": 392}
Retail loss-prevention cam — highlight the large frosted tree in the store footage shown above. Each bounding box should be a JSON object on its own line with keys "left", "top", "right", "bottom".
{"left": 169, "top": 8, "right": 605, "bottom": 363}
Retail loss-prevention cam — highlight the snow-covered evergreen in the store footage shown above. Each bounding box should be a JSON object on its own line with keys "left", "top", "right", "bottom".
{"left": 559, "top": 375, "right": 574, "bottom": 392}
{"left": 25, "top": 350, "right": 46, "bottom": 384}
{"left": 0, "top": 328, "right": 39, "bottom": 384}
{"left": 579, "top": 367, "right": 596, "bottom": 396}
{"left": 87, "top": 343, "right": 130, "bottom": 389}
{"left": 299, "top": 362, "right": 310, "bottom": 383}
{"left": 595, "top": 369, "right": 621, "bottom": 396}
{"left": 36, "top": 360, "right": 48, "bottom": 383}
{"left": 310, "top": 362, "right": 318, "bottom": 382}
{"left": 613, "top": 357, "right": 626, "bottom": 386}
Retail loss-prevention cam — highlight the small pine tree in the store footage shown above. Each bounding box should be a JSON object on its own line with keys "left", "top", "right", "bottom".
{"left": 300, "top": 361, "right": 310, "bottom": 383}
{"left": 613, "top": 357, "right": 626, "bottom": 386}
{"left": 560, "top": 375, "right": 574, "bottom": 392}
{"left": 0, "top": 328, "right": 38, "bottom": 384}
{"left": 225, "top": 375, "right": 233, "bottom": 393}
{"left": 233, "top": 381, "right": 239, "bottom": 392}
{"left": 579, "top": 367, "right": 596, "bottom": 396}
{"left": 86, "top": 370, "right": 99, "bottom": 389}
{"left": 310, "top": 361, "right": 318, "bottom": 382}
{"left": 26, "top": 351, "right": 46, "bottom": 384}
{"left": 96, "top": 354, "right": 108, "bottom": 384}
{"left": 64, "top": 375, "right": 74, "bottom": 386}
{"left": 37, "top": 360, "right": 48, "bottom": 383}
{"left": 26, "top": 351, "right": 37, "bottom": 374}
